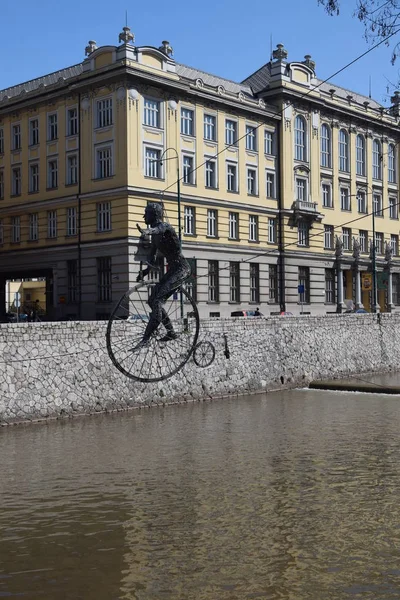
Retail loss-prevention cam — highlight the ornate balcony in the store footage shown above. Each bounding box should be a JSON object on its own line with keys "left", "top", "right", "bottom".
{"left": 294, "top": 199, "right": 318, "bottom": 212}
{"left": 291, "top": 199, "right": 323, "bottom": 225}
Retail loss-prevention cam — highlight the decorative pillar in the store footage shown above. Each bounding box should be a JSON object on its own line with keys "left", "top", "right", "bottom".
{"left": 352, "top": 238, "right": 364, "bottom": 309}
{"left": 335, "top": 236, "right": 346, "bottom": 313}
{"left": 385, "top": 242, "right": 395, "bottom": 312}
{"left": 369, "top": 240, "right": 381, "bottom": 313}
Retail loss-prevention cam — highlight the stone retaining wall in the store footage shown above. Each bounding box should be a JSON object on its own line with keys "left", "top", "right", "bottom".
{"left": 1, "top": 314, "right": 400, "bottom": 425}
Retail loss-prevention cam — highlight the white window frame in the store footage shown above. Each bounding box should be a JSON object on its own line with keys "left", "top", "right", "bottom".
{"left": 389, "top": 196, "right": 398, "bottom": 220}
{"left": 342, "top": 227, "right": 351, "bottom": 251}
{"left": 12, "top": 123, "right": 21, "bottom": 151}
{"left": 245, "top": 125, "right": 257, "bottom": 151}
{"left": 205, "top": 159, "right": 217, "bottom": 188}
{"left": 225, "top": 119, "right": 237, "bottom": 146}
{"left": 324, "top": 224, "right": 334, "bottom": 249}
{"left": 181, "top": 107, "right": 194, "bottom": 136}
{"left": 294, "top": 115, "right": 306, "bottom": 161}
{"left": 47, "top": 159, "right": 58, "bottom": 189}
{"left": 340, "top": 187, "right": 350, "bottom": 211}
{"left": 249, "top": 215, "right": 258, "bottom": 242}
{"left": 372, "top": 139, "right": 382, "bottom": 180}
{"left": 67, "top": 106, "right": 78, "bottom": 136}
{"left": 184, "top": 206, "right": 195, "bottom": 235}
{"left": 11, "top": 216, "right": 21, "bottom": 243}
{"left": 264, "top": 130, "right": 274, "bottom": 155}
{"left": 356, "top": 134, "right": 365, "bottom": 176}
{"left": 144, "top": 147, "right": 162, "bottom": 179}
{"left": 266, "top": 171, "right": 276, "bottom": 199}
{"left": 182, "top": 154, "right": 195, "bottom": 185}
{"left": 359, "top": 230, "right": 367, "bottom": 253}
{"left": 143, "top": 97, "right": 161, "bottom": 128}
{"left": 320, "top": 123, "right": 331, "bottom": 168}
{"left": 66, "top": 207, "right": 77, "bottom": 236}
{"left": 29, "top": 163, "right": 39, "bottom": 193}
{"left": 295, "top": 177, "right": 307, "bottom": 202}
{"left": 227, "top": 162, "right": 238, "bottom": 192}
{"left": 29, "top": 213, "right": 38, "bottom": 241}
{"left": 29, "top": 118, "right": 39, "bottom": 146}
{"left": 47, "top": 210, "right": 57, "bottom": 239}
{"left": 388, "top": 143, "right": 396, "bottom": 183}
{"left": 67, "top": 154, "right": 78, "bottom": 185}
{"left": 338, "top": 129, "right": 349, "bottom": 172}
{"left": 204, "top": 114, "right": 216, "bottom": 141}
{"left": 247, "top": 167, "right": 257, "bottom": 195}
{"left": 357, "top": 190, "right": 367, "bottom": 213}
{"left": 229, "top": 212, "right": 239, "bottom": 240}
{"left": 47, "top": 113, "right": 58, "bottom": 141}
{"left": 268, "top": 218, "right": 276, "bottom": 244}
{"left": 391, "top": 234, "right": 398, "bottom": 256}
{"left": 207, "top": 209, "right": 218, "bottom": 237}
{"left": 12, "top": 166, "right": 21, "bottom": 196}
{"left": 373, "top": 193, "right": 383, "bottom": 217}
{"left": 298, "top": 221, "right": 309, "bottom": 246}
{"left": 322, "top": 182, "right": 332, "bottom": 208}
{"left": 375, "top": 231, "right": 384, "bottom": 254}
{"left": 96, "top": 145, "right": 113, "bottom": 179}
{"left": 96, "top": 98, "right": 113, "bottom": 129}
{"left": 97, "top": 201, "right": 112, "bottom": 232}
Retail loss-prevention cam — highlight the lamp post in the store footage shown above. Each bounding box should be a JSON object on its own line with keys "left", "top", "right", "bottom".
{"left": 371, "top": 200, "right": 378, "bottom": 313}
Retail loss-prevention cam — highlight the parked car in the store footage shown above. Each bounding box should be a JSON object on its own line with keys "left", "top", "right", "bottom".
{"left": 126, "top": 314, "right": 149, "bottom": 323}
{"left": 230, "top": 310, "right": 263, "bottom": 318}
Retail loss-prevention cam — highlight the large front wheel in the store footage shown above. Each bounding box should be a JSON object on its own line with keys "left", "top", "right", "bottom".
{"left": 106, "top": 284, "right": 199, "bottom": 382}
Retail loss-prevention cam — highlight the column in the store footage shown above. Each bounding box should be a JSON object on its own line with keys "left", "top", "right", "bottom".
{"left": 354, "top": 268, "right": 364, "bottom": 309}
{"left": 336, "top": 262, "right": 346, "bottom": 313}
{"left": 387, "top": 268, "right": 395, "bottom": 312}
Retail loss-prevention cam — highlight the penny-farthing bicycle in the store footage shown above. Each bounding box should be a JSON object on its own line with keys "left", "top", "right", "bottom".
{"left": 106, "top": 276, "right": 200, "bottom": 382}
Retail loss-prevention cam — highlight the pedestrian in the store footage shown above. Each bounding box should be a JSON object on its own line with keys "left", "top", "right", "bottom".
{"left": 254, "top": 307, "right": 261, "bottom": 317}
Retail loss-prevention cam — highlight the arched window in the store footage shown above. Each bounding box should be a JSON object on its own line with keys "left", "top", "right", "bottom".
{"left": 294, "top": 115, "right": 306, "bottom": 161}
{"left": 356, "top": 134, "right": 365, "bottom": 176}
{"left": 372, "top": 139, "right": 382, "bottom": 180}
{"left": 388, "top": 143, "right": 396, "bottom": 183}
{"left": 320, "top": 124, "right": 331, "bottom": 167}
{"left": 338, "top": 129, "right": 349, "bottom": 172}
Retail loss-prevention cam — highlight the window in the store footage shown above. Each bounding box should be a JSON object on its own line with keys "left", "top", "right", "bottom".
{"left": 372, "top": 139, "right": 382, "bottom": 179}
{"left": 144, "top": 147, "right": 161, "bottom": 178}
{"left": 67, "top": 108, "right": 78, "bottom": 136}
{"left": 96, "top": 99, "right": 112, "bottom": 128}
{"left": 357, "top": 190, "right": 367, "bottom": 213}
{"left": 184, "top": 206, "right": 195, "bottom": 235}
{"left": 229, "top": 212, "right": 238, "bottom": 239}
{"left": 225, "top": 120, "right": 237, "bottom": 145}
{"left": 181, "top": 108, "right": 194, "bottom": 136}
{"left": 250, "top": 264, "right": 260, "bottom": 303}
{"left": 298, "top": 221, "right": 309, "bottom": 246}
{"left": 373, "top": 193, "right": 383, "bottom": 216}
{"left": 389, "top": 197, "right": 398, "bottom": 219}
{"left": 67, "top": 154, "right": 78, "bottom": 185}
{"left": 185, "top": 258, "right": 197, "bottom": 302}
{"left": 29, "top": 213, "right": 38, "bottom": 241}
{"left": 97, "top": 202, "right": 111, "bottom": 232}
{"left": 325, "top": 269, "right": 335, "bottom": 304}
{"left": 296, "top": 178, "right": 306, "bottom": 202}
{"left": 182, "top": 155, "right": 194, "bottom": 184}
{"left": 356, "top": 135, "right": 365, "bottom": 176}
{"left": 29, "top": 119, "right": 39, "bottom": 146}
{"left": 246, "top": 125, "right": 256, "bottom": 151}
{"left": 298, "top": 266, "right": 310, "bottom": 303}
{"left": 47, "top": 113, "right": 58, "bottom": 141}
{"left": 0, "top": 220, "right": 3, "bottom": 244}
{"left": 11, "top": 216, "right": 20, "bottom": 243}
{"left": 96, "top": 146, "right": 112, "bottom": 179}
{"left": 320, "top": 124, "right": 331, "bottom": 167}
{"left": 340, "top": 187, "right": 350, "bottom": 211}
{"left": 0, "top": 128, "right": 3, "bottom": 153}
{"left": 204, "top": 114, "right": 216, "bottom": 141}
{"left": 47, "top": 159, "right": 58, "bottom": 189}
{"left": 338, "top": 129, "right": 349, "bottom": 172}
{"left": 29, "top": 163, "right": 39, "bottom": 193}
{"left": 207, "top": 209, "right": 218, "bottom": 237}
{"left": 359, "top": 230, "right": 368, "bottom": 253}
{"left": 67, "top": 260, "right": 78, "bottom": 303}
{"left": 269, "top": 265, "right": 278, "bottom": 303}
{"left": 388, "top": 143, "right": 396, "bottom": 183}
{"left": 208, "top": 260, "right": 219, "bottom": 302}
{"left": 143, "top": 98, "right": 160, "bottom": 128}
{"left": 391, "top": 234, "right": 398, "bottom": 256}
{"left": 247, "top": 168, "right": 257, "bottom": 195}
{"left": 393, "top": 273, "right": 400, "bottom": 305}
{"left": 342, "top": 227, "right": 351, "bottom": 251}
{"left": 249, "top": 215, "right": 258, "bottom": 242}
{"left": 268, "top": 218, "right": 276, "bottom": 244}
{"left": 264, "top": 130, "right": 274, "bottom": 155}
{"left": 227, "top": 163, "right": 238, "bottom": 192}
{"left": 67, "top": 207, "right": 77, "bottom": 236}
{"left": 47, "top": 210, "right": 57, "bottom": 238}
{"left": 12, "top": 167, "right": 21, "bottom": 195}
{"left": 324, "top": 225, "right": 334, "bottom": 249}
{"left": 97, "top": 257, "right": 112, "bottom": 302}
{"left": 229, "top": 262, "right": 240, "bottom": 303}
{"left": 322, "top": 183, "right": 332, "bottom": 208}
{"left": 266, "top": 172, "right": 276, "bottom": 198}
{"left": 375, "top": 232, "right": 384, "bottom": 254}
{"left": 205, "top": 160, "right": 217, "bottom": 188}
{"left": 12, "top": 124, "right": 21, "bottom": 150}
{"left": 0, "top": 170, "right": 3, "bottom": 199}
{"left": 294, "top": 115, "right": 306, "bottom": 161}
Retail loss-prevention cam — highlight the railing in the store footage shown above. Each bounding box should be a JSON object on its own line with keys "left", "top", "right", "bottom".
{"left": 294, "top": 200, "right": 318, "bottom": 212}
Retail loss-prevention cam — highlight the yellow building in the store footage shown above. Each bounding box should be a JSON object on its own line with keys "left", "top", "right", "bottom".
{"left": 0, "top": 29, "right": 398, "bottom": 319}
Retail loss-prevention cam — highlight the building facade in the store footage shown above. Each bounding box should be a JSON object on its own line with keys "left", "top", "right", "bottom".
{"left": 0, "top": 29, "right": 399, "bottom": 319}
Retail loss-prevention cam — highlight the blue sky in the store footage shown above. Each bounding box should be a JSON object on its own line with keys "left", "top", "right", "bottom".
{"left": 1, "top": 0, "right": 399, "bottom": 104}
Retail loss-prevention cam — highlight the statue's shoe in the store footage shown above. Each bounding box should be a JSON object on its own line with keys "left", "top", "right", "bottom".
{"left": 130, "top": 337, "right": 151, "bottom": 352}
{"left": 159, "top": 332, "right": 179, "bottom": 342}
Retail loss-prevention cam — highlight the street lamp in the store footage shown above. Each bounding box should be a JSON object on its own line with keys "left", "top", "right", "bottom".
{"left": 371, "top": 196, "right": 378, "bottom": 313}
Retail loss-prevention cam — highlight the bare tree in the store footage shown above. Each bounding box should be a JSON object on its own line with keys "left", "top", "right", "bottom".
{"left": 318, "top": 0, "right": 400, "bottom": 63}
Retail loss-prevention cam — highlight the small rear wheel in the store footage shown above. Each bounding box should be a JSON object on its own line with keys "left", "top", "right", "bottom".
{"left": 193, "top": 341, "right": 216, "bottom": 368}
{"left": 106, "top": 283, "right": 200, "bottom": 382}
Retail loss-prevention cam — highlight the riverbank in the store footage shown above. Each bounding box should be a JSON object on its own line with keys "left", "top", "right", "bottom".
{"left": 1, "top": 313, "right": 400, "bottom": 425}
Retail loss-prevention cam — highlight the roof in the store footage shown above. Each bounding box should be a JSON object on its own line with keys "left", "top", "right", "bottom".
{"left": 241, "top": 63, "right": 271, "bottom": 94}
{"left": 176, "top": 63, "right": 253, "bottom": 95}
{"left": 0, "top": 65, "right": 83, "bottom": 101}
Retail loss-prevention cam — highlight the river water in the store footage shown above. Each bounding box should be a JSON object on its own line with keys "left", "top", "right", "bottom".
{"left": 2, "top": 388, "right": 400, "bottom": 599}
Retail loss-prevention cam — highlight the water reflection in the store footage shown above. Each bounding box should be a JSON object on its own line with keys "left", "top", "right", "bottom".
{"left": 1, "top": 390, "right": 400, "bottom": 599}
